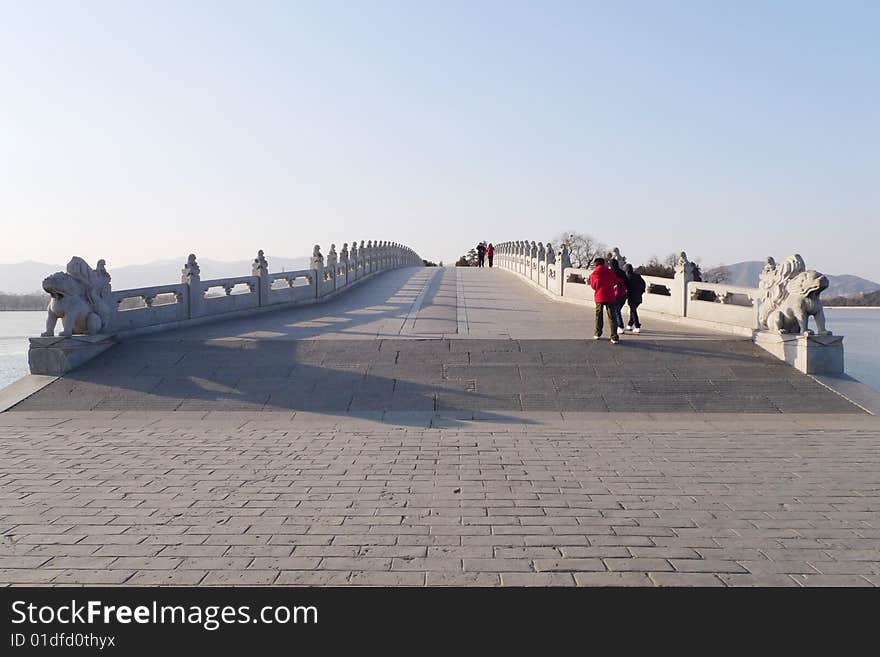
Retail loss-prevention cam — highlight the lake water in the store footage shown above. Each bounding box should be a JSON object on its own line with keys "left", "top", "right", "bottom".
{"left": 0, "top": 311, "right": 45, "bottom": 390}
{"left": 0, "top": 309, "right": 878, "bottom": 391}
{"left": 823, "top": 308, "right": 880, "bottom": 391}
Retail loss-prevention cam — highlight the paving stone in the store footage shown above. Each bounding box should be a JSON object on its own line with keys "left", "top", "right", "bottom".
{"left": 127, "top": 570, "right": 207, "bottom": 585}
{"left": 533, "top": 559, "right": 605, "bottom": 572}
{"left": 573, "top": 572, "right": 653, "bottom": 587}
{"left": 462, "top": 558, "right": 534, "bottom": 572}
{"left": 426, "top": 572, "right": 501, "bottom": 586}
{"left": 0, "top": 568, "right": 59, "bottom": 583}
{"left": 649, "top": 572, "right": 725, "bottom": 587}
{"left": 319, "top": 557, "right": 392, "bottom": 571}
{"left": 605, "top": 558, "right": 673, "bottom": 572}
{"left": 49, "top": 569, "right": 135, "bottom": 584}
{"left": 201, "top": 570, "right": 278, "bottom": 585}
{"left": 717, "top": 573, "right": 799, "bottom": 587}
{"left": 737, "top": 560, "right": 821, "bottom": 575}
{"left": 669, "top": 559, "right": 747, "bottom": 573}
{"left": 500, "top": 573, "right": 576, "bottom": 586}
{"left": 790, "top": 574, "right": 874, "bottom": 587}
{"left": 275, "top": 571, "right": 352, "bottom": 586}
{"left": 247, "top": 557, "right": 322, "bottom": 570}
{"left": 349, "top": 571, "right": 425, "bottom": 586}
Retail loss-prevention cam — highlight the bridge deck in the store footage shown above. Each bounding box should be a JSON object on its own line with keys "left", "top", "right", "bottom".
{"left": 10, "top": 267, "right": 861, "bottom": 414}
{"left": 2, "top": 267, "right": 878, "bottom": 587}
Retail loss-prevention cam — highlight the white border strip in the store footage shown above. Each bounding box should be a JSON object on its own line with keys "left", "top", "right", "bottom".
{"left": 810, "top": 375, "right": 878, "bottom": 415}
{"left": 399, "top": 269, "right": 435, "bottom": 335}
{"left": 0, "top": 375, "right": 59, "bottom": 412}
{"left": 456, "top": 269, "right": 469, "bottom": 335}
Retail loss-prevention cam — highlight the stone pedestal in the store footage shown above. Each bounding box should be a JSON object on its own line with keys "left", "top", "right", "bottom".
{"left": 753, "top": 332, "right": 844, "bottom": 375}
{"left": 28, "top": 335, "right": 116, "bottom": 376}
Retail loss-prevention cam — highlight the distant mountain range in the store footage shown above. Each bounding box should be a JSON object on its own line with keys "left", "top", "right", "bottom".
{"left": 0, "top": 256, "right": 311, "bottom": 295}
{"left": 706, "top": 261, "right": 880, "bottom": 299}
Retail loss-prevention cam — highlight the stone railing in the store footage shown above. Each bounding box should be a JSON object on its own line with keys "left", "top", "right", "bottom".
{"left": 494, "top": 241, "right": 843, "bottom": 375}
{"left": 29, "top": 241, "right": 422, "bottom": 374}
{"left": 685, "top": 281, "right": 759, "bottom": 330}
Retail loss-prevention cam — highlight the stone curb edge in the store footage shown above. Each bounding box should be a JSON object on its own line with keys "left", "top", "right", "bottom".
{"left": 0, "top": 374, "right": 59, "bottom": 413}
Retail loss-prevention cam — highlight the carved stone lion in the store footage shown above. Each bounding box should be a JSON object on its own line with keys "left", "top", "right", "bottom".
{"left": 766, "top": 269, "right": 831, "bottom": 336}
{"left": 42, "top": 256, "right": 112, "bottom": 337}
{"left": 41, "top": 257, "right": 113, "bottom": 337}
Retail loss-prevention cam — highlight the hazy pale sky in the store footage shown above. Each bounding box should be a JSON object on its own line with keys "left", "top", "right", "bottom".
{"left": 1, "top": 1, "right": 877, "bottom": 279}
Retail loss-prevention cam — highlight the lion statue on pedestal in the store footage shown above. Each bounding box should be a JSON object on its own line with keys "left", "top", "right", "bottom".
{"left": 41, "top": 257, "right": 113, "bottom": 337}
{"left": 758, "top": 254, "right": 831, "bottom": 336}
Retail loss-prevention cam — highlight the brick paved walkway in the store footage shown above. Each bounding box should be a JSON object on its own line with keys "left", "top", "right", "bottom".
{"left": 1, "top": 412, "right": 878, "bottom": 586}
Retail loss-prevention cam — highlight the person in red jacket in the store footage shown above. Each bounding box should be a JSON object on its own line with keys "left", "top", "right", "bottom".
{"left": 609, "top": 258, "right": 628, "bottom": 331}
{"left": 486, "top": 243, "right": 495, "bottom": 267}
{"left": 589, "top": 257, "right": 623, "bottom": 344}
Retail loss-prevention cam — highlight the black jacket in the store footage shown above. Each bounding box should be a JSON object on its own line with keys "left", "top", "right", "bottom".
{"left": 626, "top": 272, "right": 646, "bottom": 302}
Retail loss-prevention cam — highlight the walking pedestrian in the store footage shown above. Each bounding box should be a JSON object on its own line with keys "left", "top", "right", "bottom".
{"left": 624, "top": 264, "right": 646, "bottom": 333}
{"left": 609, "top": 258, "right": 627, "bottom": 331}
{"left": 589, "top": 257, "right": 621, "bottom": 344}
{"left": 486, "top": 243, "right": 495, "bottom": 268}
{"left": 476, "top": 242, "right": 486, "bottom": 267}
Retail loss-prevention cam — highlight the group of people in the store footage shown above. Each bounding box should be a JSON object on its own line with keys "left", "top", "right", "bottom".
{"left": 588, "top": 256, "right": 646, "bottom": 344}
{"left": 475, "top": 242, "right": 644, "bottom": 343}
{"left": 475, "top": 242, "right": 495, "bottom": 267}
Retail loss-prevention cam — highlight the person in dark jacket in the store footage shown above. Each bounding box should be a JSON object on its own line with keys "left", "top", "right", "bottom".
{"left": 609, "top": 259, "right": 627, "bottom": 331}
{"left": 624, "top": 264, "right": 646, "bottom": 333}
{"left": 589, "top": 257, "right": 621, "bottom": 343}
{"left": 476, "top": 242, "right": 486, "bottom": 267}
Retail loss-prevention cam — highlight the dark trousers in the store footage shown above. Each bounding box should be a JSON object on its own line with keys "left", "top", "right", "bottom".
{"left": 478, "top": 254, "right": 485, "bottom": 267}
{"left": 627, "top": 299, "right": 641, "bottom": 328}
{"left": 614, "top": 300, "right": 625, "bottom": 329}
{"left": 594, "top": 303, "right": 618, "bottom": 338}
{"left": 488, "top": 255, "right": 493, "bottom": 267}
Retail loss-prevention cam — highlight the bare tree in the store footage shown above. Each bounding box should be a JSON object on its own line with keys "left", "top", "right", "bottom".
{"left": 637, "top": 255, "right": 675, "bottom": 278}
{"left": 554, "top": 231, "right": 605, "bottom": 269}
{"left": 637, "top": 253, "right": 703, "bottom": 281}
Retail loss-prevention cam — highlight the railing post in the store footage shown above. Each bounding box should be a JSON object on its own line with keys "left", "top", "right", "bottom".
{"left": 529, "top": 241, "right": 538, "bottom": 281}
{"left": 672, "top": 251, "right": 695, "bottom": 317}
{"left": 537, "top": 242, "right": 546, "bottom": 287}
{"left": 350, "top": 240, "right": 359, "bottom": 281}
{"left": 327, "top": 244, "right": 338, "bottom": 290}
{"left": 181, "top": 253, "right": 202, "bottom": 318}
{"left": 339, "top": 243, "right": 349, "bottom": 288}
{"left": 546, "top": 242, "right": 562, "bottom": 296}
{"left": 310, "top": 244, "right": 324, "bottom": 298}
{"left": 252, "top": 249, "right": 269, "bottom": 306}
{"left": 559, "top": 243, "right": 572, "bottom": 295}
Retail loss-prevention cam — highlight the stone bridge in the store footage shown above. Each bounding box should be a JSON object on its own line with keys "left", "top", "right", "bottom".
{"left": 1, "top": 243, "right": 879, "bottom": 587}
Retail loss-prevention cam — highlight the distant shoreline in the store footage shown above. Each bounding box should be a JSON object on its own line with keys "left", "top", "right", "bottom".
{"left": 825, "top": 306, "right": 880, "bottom": 310}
